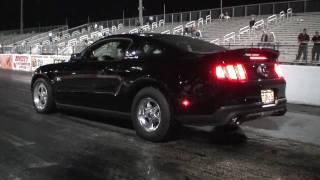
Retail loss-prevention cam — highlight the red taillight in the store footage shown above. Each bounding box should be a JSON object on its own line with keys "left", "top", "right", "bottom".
{"left": 274, "top": 64, "right": 284, "bottom": 78}
{"left": 236, "top": 64, "right": 247, "bottom": 80}
{"left": 216, "top": 66, "right": 226, "bottom": 79}
{"left": 226, "top": 65, "right": 238, "bottom": 80}
{"left": 181, "top": 99, "right": 191, "bottom": 107}
{"left": 214, "top": 64, "right": 247, "bottom": 81}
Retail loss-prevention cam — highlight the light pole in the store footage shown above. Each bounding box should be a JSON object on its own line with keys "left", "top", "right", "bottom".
{"left": 138, "top": 0, "right": 143, "bottom": 25}
{"left": 20, "top": 0, "right": 24, "bottom": 34}
{"left": 123, "top": 10, "right": 125, "bottom": 24}
{"left": 163, "top": 3, "right": 166, "bottom": 22}
{"left": 220, "top": 0, "right": 223, "bottom": 15}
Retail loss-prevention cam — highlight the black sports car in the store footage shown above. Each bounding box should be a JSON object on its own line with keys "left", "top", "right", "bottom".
{"left": 31, "top": 34, "right": 287, "bottom": 142}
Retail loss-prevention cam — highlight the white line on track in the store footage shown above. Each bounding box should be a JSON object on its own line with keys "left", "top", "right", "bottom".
{"left": 0, "top": 131, "right": 35, "bottom": 147}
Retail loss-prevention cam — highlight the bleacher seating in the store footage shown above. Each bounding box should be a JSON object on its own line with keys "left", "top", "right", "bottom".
{"left": 0, "top": 32, "right": 40, "bottom": 45}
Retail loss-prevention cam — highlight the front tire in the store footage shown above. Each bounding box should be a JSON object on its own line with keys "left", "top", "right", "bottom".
{"left": 132, "top": 87, "right": 174, "bottom": 142}
{"left": 32, "top": 78, "right": 56, "bottom": 113}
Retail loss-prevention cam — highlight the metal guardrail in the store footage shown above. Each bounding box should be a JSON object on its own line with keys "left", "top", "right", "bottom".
{"left": 12, "top": 25, "right": 68, "bottom": 46}
{"left": 6, "top": 0, "right": 318, "bottom": 48}
{"left": 0, "top": 25, "right": 66, "bottom": 36}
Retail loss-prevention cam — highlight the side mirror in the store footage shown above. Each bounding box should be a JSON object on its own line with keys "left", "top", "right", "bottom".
{"left": 70, "top": 53, "right": 81, "bottom": 63}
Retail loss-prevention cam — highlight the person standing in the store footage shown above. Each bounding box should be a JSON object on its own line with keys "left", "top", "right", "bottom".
{"left": 312, "top": 31, "right": 320, "bottom": 62}
{"left": 224, "top": 12, "right": 230, "bottom": 21}
{"left": 249, "top": 17, "right": 255, "bottom": 30}
{"left": 296, "top": 28, "right": 310, "bottom": 62}
{"left": 261, "top": 30, "right": 269, "bottom": 43}
{"left": 48, "top": 32, "right": 53, "bottom": 43}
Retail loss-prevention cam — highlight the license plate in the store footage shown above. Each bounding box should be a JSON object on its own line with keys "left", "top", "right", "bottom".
{"left": 261, "top": 90, "right": 275, "bottom": 105}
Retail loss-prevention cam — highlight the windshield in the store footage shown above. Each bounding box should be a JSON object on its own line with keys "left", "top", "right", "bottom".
{"left": 154, "top": 35, "right": 225, "bottom": 54}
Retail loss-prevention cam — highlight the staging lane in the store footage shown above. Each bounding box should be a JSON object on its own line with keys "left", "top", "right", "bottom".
{"left": 0, "top": 69, "right": 320, "bottom": 180}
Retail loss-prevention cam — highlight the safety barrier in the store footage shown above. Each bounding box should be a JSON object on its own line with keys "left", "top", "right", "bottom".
{"left": 206, "top": 15, "right": 212, "bottom": 24}
{"left": 223, "top": 32, "right": 236, "bottom": 44}
{"left": 129, "top": 28, "right": 139, "bottom": 34}
{"left": 287, "top": 8, "right": 293, "bottom": 18}
{"left": 198, "top": 18, "right": 204, "bottom": 27}
{"left": 173, "top": 25, "right": 184, "bottom": 35}
{"left": 267, "top": 14, "right": 278, "bottom": 26}
{"left": 185, "top": 21, "right": 196, "bottom": 28}
{"left": 141, "top": 25, "right": 151, "bottom": 32}
{"left": 238, "top": 26, "right": 251, "bottom": 40}
{"left": 281, "top": 65, "right": 320, "bottom": 106}
{"left": 0, "top": 54, "right": 70, "bottom": 71}
{"left": 161, "top": 30, "right": 171, "bottom": 34}
{"left": 152, "top": 22, "right": 158, "bottom": 30}
{"left": 210, "top": 39, "right": 220, "bottom": 45}
{"left": 68, "top": 39, "right": 78, "bottom": 46}
{"left": 254, "top": 19, "right": 265, "bottom": 30}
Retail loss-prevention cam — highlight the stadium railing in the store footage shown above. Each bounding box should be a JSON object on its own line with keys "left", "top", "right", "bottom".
{"left": 95, "top": 0, "right": 319, "bottom": 29}
{"left": 0, "top": 25, "right": 66, "bottom": 36}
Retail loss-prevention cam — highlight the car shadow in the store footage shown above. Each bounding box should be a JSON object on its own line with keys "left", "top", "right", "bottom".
{"left": 174, "top": 125, "right": 248, "bottom": 145}
{"left": 58, "top": 108, "right": 134, "bottom": 130}
{"left": 57, "top": 108, "right": 247, "bottom": 146}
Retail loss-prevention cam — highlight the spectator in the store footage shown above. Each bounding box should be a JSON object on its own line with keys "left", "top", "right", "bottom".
{"left": 183, "top": 27, "right": 190, "bottom": 36}
{"left": 296, "top": 28, "right": 310, "bottom": 62}
{"left": 268, "top": 32, "right": 275, "bottom": 43}
{"left": 224, "top": 12, "right": 230, "bottom": 21}
{"left": 191, "top": 26, "right": 196, "bottom": 37}
{"left": 148, "top": 16, "right": 154, "bottom": 25}
{"left": 139, "top": 26, "right": 144, "bottom": 33}
{"left": 48, "top": 32, "right": 53, "bottom": 43}
{"left": 312, "top": 31, "right": 320, "bottom": 62}
{"left": 84, "top": 39, "right": 89, "bottom": 46}
{"left": 261, "top": 30, "right": 269, "bottom": 43}
{"left": 249, "top": 17, "right": 255, "bottom": 30}
{"left": 219, "top": 13, "right": 224, "bottom": 20}
{"left": 259, "top": 30, "right": 269, "bottom": 48}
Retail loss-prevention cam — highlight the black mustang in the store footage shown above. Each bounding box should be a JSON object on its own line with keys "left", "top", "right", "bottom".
{"left": 31, "top": 34, "right": 287, "bottom": 142}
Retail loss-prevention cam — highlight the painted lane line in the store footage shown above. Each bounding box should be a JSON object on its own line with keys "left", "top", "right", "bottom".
{"left": 0, "top": 131, "right": 35, "bottom": 147}
{"left": 28, "top": 162, "right": 58, "bottom": 169}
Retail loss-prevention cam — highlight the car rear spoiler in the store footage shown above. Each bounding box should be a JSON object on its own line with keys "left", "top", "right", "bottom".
{"left": 232, "top": 48, "right": 280, "bottom": 62}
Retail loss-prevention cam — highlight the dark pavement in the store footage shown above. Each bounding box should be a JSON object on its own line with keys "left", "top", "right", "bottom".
{"left": 0, "top": 69, "right": 320, "bottom": 180}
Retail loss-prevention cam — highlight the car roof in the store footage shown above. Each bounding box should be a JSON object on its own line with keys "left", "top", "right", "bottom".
{"left": 103, "top": 33, "right": 185, "bottom": 41}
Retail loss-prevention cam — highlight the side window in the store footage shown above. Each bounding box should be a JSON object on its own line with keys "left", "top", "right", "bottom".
{"left": 88, "top": 39, "right": 131, "bottom": 61}
{"left": 139, "top": 42, "right": 164, "bottom": 57}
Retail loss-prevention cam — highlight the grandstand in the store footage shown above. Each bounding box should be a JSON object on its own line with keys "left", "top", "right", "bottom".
{"left": 0, "top": 0, "right": 320, "bottom": 64}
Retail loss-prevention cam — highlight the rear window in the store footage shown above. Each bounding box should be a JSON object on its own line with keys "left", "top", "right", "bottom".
{"left": 154, "top": 35, "right": 225, "bottom": 54}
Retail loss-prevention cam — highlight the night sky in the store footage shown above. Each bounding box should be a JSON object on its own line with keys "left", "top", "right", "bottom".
{"left": 0, "top": 0, "right": 289, "bottom": 31}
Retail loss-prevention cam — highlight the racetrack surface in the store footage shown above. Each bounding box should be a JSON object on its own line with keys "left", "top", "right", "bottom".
{"left": 0, "top": 69, "right": 320, "bottom": 180}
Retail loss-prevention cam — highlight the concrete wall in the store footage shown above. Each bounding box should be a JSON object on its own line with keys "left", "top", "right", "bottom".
{"left": 281, "top": 65, "right": 320, "bottom": 106}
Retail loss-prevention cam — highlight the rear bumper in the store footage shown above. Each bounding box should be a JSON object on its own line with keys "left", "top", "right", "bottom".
{"left": 175, "top": 98, "right": 287, "bottom": 126}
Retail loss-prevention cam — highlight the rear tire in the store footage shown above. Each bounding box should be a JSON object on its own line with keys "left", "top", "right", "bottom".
{"left": 32, "top": 78, "right": 56, "bottom": 113}
{"left": 131, "top": 87, "right": 174, "bottom": 142}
